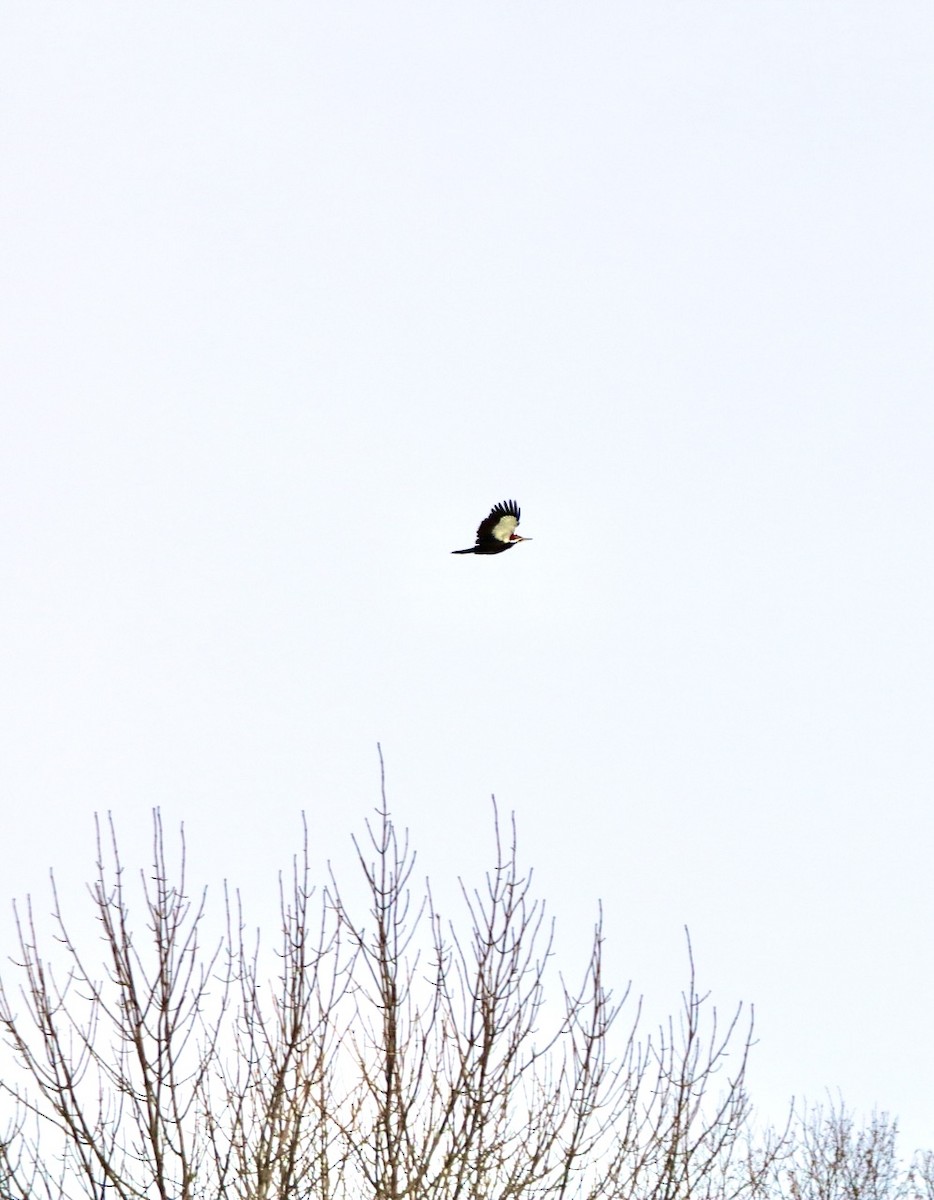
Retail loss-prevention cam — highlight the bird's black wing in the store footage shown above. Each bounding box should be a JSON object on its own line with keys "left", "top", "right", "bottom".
{"left": 474, "top": 499, "right": 520, "bottom": 547}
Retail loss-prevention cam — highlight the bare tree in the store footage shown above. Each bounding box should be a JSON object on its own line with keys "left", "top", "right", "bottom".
{"left": 910, "top": 1152, "right": 934, "bottom": 1200}
{"left": 772, "top": 1100, "right": 918, "bottom": 1200}
{"left": 0, "top": 764, "right": 878, "bottom": 1200}
{"left": 0, "top": 811, "right": 228, "bottom": 1199}
{"left": 194, "top": 819, "right": 356, "bottom": 1200}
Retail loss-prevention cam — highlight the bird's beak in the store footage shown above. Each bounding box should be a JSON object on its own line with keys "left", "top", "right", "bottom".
{"left": 512, "top": 535, "right": 531, "bottom": 542}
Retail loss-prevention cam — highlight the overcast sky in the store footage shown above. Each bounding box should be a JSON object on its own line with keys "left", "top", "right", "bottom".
{"left": 2, "top": 0, "right": 933, "bottom": 1154}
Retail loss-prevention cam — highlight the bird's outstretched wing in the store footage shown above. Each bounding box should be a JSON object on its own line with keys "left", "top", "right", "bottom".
{"left": 475, "top": 499, "right": 520, "bottom": 546}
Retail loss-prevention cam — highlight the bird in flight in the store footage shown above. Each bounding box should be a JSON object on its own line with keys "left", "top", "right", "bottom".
{"left": 452, "top": 499, "right": 532, "bottom": 555}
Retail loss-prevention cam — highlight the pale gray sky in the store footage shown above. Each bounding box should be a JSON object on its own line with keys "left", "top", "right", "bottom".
{"left": 2, "top": 1, "right": 933, "bottom": 1153}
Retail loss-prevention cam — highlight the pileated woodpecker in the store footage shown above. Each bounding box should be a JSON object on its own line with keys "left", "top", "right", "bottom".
{"left": 452, "top": 500, "right": 532, "bottom": 555}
